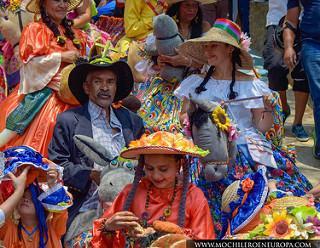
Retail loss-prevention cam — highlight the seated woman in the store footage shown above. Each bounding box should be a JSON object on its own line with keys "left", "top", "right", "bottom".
{"left": 91, "top": 131, "right": 215, "bottom": 247}
{"left": 0, "top": 0, "right": 87, "bottom": 155}
{"left": 157, "top": 0, "right": 212, "bottom": 68}
{"left": 174, "top": 18, "right": 315, "bottom": 236}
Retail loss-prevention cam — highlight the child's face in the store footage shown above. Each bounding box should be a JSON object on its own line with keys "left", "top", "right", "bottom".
{"left": 144, "top": 154, "right": 180, "bottom": 189}
{"left": 17, "top": 190, "right": 36, "bottom": 216}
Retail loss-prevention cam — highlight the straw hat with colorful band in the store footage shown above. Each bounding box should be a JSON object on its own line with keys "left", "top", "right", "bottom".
{"left": 120, "top": 131, "right": 209, "bottom": 160}
{"left": 178, "top": 18, "right": 253, "bottom": 70}
{"left": 166, "top": 0, "right": 217, "bottom": 5}
{"left": 0, "top": 146, "right": 50, "bottom": 185}
{"left": 26, "top": 0, "right": 82, "bottom": 13}
{"left": 38, "top": 183, "right": 73, "bottom": 212}
{"left": 220, "top": 167, "right": 269, "bottom": 238}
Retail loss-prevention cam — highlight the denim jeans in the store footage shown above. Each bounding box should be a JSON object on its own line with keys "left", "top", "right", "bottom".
{"left": 238, "top": 0, "right": 250, "bottom": 35}
{"left": 301, "top": 39, "right": 320, "bottom": 147}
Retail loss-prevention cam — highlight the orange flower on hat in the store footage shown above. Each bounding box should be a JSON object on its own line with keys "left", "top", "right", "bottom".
{"left": 264, "top": 210, "right": 294, "bottom": 239}
{"left": 241, "top": 178, "right": 254, "bottom": 193}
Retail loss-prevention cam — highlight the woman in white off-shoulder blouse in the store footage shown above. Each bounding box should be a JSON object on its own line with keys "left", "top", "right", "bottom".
{"left": 174, "top": 19, "right": 316, "bottom": 238}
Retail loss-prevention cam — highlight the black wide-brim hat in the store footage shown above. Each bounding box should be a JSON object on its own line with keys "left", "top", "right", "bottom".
{"left": 68, "top": 59, "right": 134, "bottom": 104}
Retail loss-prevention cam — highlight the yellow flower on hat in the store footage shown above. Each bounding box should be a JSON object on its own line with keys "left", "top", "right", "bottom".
{"left": 264, "top": 210, "right": 295, "bottom": 239}
{"left": 212, "top": 106, "right": 231, "bottom": 132}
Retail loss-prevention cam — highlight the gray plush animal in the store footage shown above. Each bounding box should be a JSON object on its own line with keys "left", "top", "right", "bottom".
{"left": 64, "top": 135, "right": 134, "bottom": 246}
{"left": 152, "top": 14, "right": 185, "bottom": 82}
{"left": 188, "top": 97, "right": 237, "bottom": 182}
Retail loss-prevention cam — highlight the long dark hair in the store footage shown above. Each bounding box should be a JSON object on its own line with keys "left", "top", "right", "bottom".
{"left": 195, "top": 47, "right": 242, "bottom": 100}
{"left": 166, "top": 2, "right": 203, "bottom": 39}
{"left": 40, "top": 0, "right": 81, "bottom": 49}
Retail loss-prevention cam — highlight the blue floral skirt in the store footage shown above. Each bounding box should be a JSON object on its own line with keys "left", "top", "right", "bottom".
{"left": 190, "top": 145, "right": 314, "bottom": 238}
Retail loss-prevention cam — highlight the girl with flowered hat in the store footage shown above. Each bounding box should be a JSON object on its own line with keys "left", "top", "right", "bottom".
{"left": 174, "top": 18, "right": 316, "bottom": 236}
{"left": 91, "top": 131, "right": 215, "bottom": 247}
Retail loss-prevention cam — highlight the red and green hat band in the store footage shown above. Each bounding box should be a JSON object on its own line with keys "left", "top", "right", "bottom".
{"left": 213, "top": 18, "right": 241, "bottom": 43}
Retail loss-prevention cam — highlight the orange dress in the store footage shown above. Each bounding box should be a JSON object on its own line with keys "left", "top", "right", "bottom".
{"left": 0, "top": 211, "right": 68, "bottom": 248}
{"left": 0, "top": 21, "right": 87, "bottom": 157}
{"left": 91, "top": 178, "right": 215, "bottom": 247}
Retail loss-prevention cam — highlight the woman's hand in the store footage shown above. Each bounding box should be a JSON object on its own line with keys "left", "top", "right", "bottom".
{"left": 61, "top": 50, "right": 80, "bottom": 63}
{"left": 158, "top": 53, "right": 191, "bottom": 67}
{"left": 8, "top": 166, "right": 30, "bottom": 192}
{"left": 284, "top": 47, "right": 297, "bottom": 70}
{"left": 104, "top": 211, "right": 141, "bottom": 233}
{"left": 47, "top": 169, "right": 59, "bottom": 188}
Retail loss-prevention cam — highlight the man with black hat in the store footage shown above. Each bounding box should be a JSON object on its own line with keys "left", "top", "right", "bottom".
{"left": 48, "top": 57, "right": 144, "bottom": 227}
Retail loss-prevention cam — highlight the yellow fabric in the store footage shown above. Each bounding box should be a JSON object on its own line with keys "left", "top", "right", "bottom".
{"left": 124, "top": 0, "right": 164, "bottom": 41}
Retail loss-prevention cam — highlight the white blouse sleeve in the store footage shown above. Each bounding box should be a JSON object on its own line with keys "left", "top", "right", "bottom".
{"left": 18, "top": 52, "right": 61, "bottom": 95}
{"left": 238, "top": 78, "right": 272, "bottom": 109}
{"left": 174, "top": 74, "right": 205, "bottom": 100}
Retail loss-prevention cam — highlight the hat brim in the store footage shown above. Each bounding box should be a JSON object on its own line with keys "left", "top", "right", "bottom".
{"left": 167, "top": 0, "right": 217, "bottom": 5}
{"left": 121, "top": 146, "right": 204, "bottom": 160}
{"left": 231, "top": 167, "right": 269, "bottom": 234}
{"left": 68, "top": 61, "right": 134, "bottom": 105}
{"left": 178, "top": 27, "right": 253, "bottom": 70}
{"left": 26, "top": 0, "right": 82, "bottom": 13}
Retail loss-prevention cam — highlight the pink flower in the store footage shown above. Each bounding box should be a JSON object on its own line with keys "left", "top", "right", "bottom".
{"left": 228, "top": 125, "right": 239, "bottom": 141}
{"left": 240, "top": 32, "right": 251, "bottom": 52}
{"left": 183, "top": 117, "right": 192, "bottom": 137}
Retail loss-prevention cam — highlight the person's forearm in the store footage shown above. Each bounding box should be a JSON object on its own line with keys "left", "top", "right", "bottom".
{"left": 73, "top": 13, "right": 91, "bottom": 29}
{"left": 0, "top": 188, "right": 24, "bottom": 218}
{"left": 283, "top": 28, "right": 296, "bottom": 50}
{"left": 284, "top": 7, "right": 300, "bottom": 50}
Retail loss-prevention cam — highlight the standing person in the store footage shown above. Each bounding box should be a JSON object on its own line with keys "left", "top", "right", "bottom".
{"left": 263, "top": 0, "right": 309, "bottom": 142}
{"left": 91, "top": 131, "right": 215, "bottom": 247}
{"left": 175, "top": 18, "right": 314, "bottom": 236}
{"left": 238, "top": 0, "right": 250, "bottom": 36}
{"left": 284, "top": 0, "right": 320, "bottom": 158}
{"left": 0, "top": 0, "right": 87, "bottom": 156}
{"left": 48, "top": 56, "right": 144, "bottom": 228}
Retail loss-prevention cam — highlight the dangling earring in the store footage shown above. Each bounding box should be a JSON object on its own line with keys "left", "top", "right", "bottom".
{"left": 195, "top": 16, "right": 199, "bottom": 23}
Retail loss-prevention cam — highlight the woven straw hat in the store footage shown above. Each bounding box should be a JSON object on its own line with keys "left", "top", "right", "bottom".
{"left": 26, "top": 0, "right": 82, "bottom": 13}
{"left": 221, "top": 180, "right": 241, "bottom": 213}
{"left": 167, "top": 0, "right": 217, "bottom": 5}
{"left": 58, "top": 64, "right": 80, "bottom": 106}
{"left": 120, "top": 131, "right": 209, "bottom": 160}
{"left": 178, "top": 18, "right": 253, "bottom": 70}
{"left": 273, "top": 196, "right": 309, "bottom": 211}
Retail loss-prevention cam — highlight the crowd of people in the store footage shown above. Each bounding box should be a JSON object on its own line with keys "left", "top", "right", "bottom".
{"left": 0, "top": 0, "right": 319, "bottom": 247}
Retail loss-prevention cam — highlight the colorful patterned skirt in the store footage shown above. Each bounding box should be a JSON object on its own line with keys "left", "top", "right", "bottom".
{"left": 137, "top": 77, "right": 183, "bottom": 134}
{"left": 190, "top": 145, "right": 314, "bottom": 238}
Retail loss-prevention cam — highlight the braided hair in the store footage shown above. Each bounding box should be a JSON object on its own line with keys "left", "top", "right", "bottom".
{"left": 40, "top": 0, "right": 81, "bottom": 49}
{"left": 177, "top": 157, "right": 189, "bottom": 227}
{"left": 18, "top": 183, "right": 48, "bottom": 248}
{"left": 166, "top": 2, "right": 203, "bottom": 39}
{"left": 195, "top": 47, "right": 242, "bottom": 100}
{"left": 122, "top": 156, "right": 145, "bottom": 211}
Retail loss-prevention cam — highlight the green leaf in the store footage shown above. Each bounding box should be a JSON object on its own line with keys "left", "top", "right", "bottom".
{"left": 248, "top": 224, "right": 265, "bottom": 239}
{"left": 290, "top": 206, "right": 317, "bottom": 221}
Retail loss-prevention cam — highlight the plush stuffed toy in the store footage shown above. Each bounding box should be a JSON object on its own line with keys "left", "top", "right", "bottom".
{"left": 188, "top": 96, "right": 237, "bottom": 182}
{"left": 64, "top": 135, "right": 134, "bottom": 246}
{"left": 152, "top": 14, "right": 185, "bottom": 82}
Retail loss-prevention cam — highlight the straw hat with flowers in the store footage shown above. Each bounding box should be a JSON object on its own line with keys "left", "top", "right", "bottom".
{"left": 120, "top": 131, "right": 209, "bottom": 160}
{"left": 178, "top": 18, "right": 253, "bottom": 70}
{"left": 26, "top": 0, "right": 82, "bottom": 13}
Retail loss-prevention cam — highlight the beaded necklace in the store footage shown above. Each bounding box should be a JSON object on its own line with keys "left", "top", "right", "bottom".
{"left": 140, "top": 177, "right": 178, "bottom": 228}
